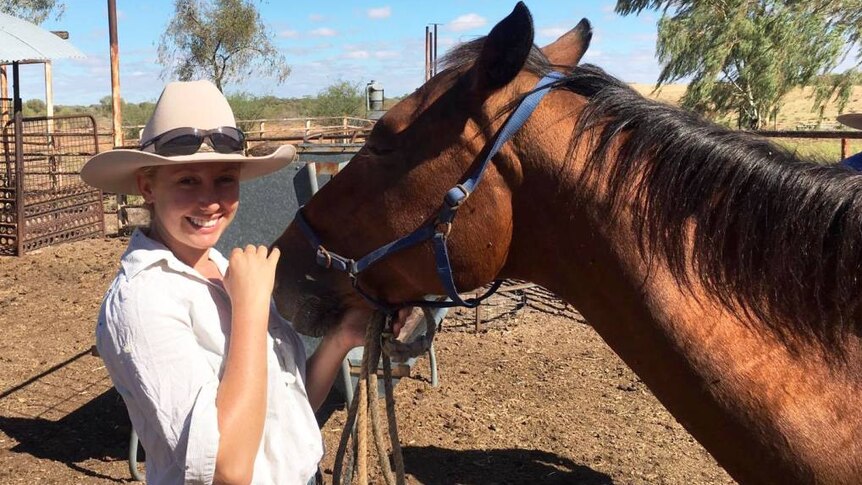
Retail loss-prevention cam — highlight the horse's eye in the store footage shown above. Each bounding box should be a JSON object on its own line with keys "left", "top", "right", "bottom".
{"left": 365, "top": 144, "right": 395, "bottom": 156}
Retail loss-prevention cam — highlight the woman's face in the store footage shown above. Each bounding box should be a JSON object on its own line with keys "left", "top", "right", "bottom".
{"left": 137, "top": 162, "right": 240, "bottom": 260}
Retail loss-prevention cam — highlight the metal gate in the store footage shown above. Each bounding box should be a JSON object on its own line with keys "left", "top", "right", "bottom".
{"left": 0, "top": 114, "right": 105, "bottom": 255}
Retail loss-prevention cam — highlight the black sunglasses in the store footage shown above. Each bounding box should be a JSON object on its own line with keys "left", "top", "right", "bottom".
{"left": 140, "top": 126, "right": 246, "bottom": 156}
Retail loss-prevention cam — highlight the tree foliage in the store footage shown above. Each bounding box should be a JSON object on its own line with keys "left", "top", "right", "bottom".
{"left": 98, "top": 96, "right": 156, "bottom": 139}
{"left": 157, "top": 0, "right": 290, "bottom": 92}
{"left": 22, "top": 98, "right": 45, "bottom": 116}
{"left": 308, "top": 80, "right": 364, "bottom": 118}
{"left": 616, "top": 0, "right": 862, "bottom": 129}
{"left": 0, "top": 0, "right": 63, "bottom": 23}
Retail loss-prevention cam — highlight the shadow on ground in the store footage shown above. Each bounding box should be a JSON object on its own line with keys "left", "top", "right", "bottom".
{"left": 0, "top": 388, "right": 132, "bottom": 482}
{"left": 402, "top": 445, "right": 614, "bottom": 484}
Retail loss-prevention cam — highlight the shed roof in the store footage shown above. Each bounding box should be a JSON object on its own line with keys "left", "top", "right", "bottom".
{"left": 0, "top": 11, "right": 84, "bottom": 64}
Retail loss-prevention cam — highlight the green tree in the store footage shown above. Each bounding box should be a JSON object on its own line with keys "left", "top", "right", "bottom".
{"left": 99, "top": 96, "right": 156, "bottom": 140}
{"left": 0, "top": 0, "right": 63, "bottom": 23}
{"left": 226, "top": 91, "right": 266, "bottom": 132}
{"left": 616, "top": 0, "right": 862, "bottom": 129}
{"left": 308, "top": 80, "right": 364, "bottom": 118}
{"left": 157, "top": 0, "right": 290, "bottom": 92}
{"left": 22, "top": 98, "right": 45, "bottom": 116}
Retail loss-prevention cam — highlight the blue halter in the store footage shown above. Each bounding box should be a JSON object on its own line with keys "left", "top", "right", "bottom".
{"left": 295, "top": 72, "right": 564, "bottom": 312}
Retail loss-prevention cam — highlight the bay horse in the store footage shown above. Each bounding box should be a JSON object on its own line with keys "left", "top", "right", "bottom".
{"left": 272, "top": 3, "right": 862, "bottom": 483}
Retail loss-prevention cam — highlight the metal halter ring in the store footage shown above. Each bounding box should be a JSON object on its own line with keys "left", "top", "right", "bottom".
{"left": 434, "top": 221, "right": 452, "bottom": 238}
{"left": 316, "top": 246, "right": 332, "bottom": 268}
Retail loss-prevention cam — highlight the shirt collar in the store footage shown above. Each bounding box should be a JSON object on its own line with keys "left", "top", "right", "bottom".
{"left": 120, "top": 228, "right": 228, "bottom": 281}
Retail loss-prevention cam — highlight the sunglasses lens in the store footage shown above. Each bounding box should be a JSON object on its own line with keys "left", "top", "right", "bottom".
{"left": 209, "top": 132, "right": 244, "bottom": 153}
{"left": 143, "top": 127, "right": 245, "bottom": 156}
{"left": 156, "top": 134, "right": 203, "bottom": 156}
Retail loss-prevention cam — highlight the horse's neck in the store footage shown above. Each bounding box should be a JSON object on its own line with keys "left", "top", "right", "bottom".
{"left": 503, "top": 135, "right": 862, "bottom": 483}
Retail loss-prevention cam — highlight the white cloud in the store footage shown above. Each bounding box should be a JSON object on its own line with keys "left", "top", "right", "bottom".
{"left": 448, "top": 13, "right": 486, "bottom": 32}
{"left": 537, "top": 27, "right": 568, "bottom": 39}
{"left": 309, "top": 13, "right": 325, "bottom": 22}
{"left": 345, "top": 50, "right": 370, "bottom": 59}
{"left": 279, "top": 29, "right": 299, "bottom": 39}
{"left": 367, "top": 7, "right": 391, "bottom": 19}
{"left": 374, "top": 51, "right": 399, "bottom": 59}
{"left": 310, "top": 27, "right": 337, "bottom": 37}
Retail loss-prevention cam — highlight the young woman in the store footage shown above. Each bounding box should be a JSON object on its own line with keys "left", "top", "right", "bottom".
{"left": 82, "top": 80, "right": 405, "bottom": 485}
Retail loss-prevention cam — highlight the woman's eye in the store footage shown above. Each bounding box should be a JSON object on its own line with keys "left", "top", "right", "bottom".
{"left": 177, "top": 177, "right": 197, "bottom": 186}
{"left": 217, "top": 176, "right": 238, "bottom": 185}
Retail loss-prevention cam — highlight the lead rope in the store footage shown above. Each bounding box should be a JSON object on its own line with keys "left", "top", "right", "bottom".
{"left": 333, "top": 309, "right": 436, "bottom": 485}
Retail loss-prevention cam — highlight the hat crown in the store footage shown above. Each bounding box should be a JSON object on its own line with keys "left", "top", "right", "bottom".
{"left": 140, "top": 80, "right": 237, "bottom": 143}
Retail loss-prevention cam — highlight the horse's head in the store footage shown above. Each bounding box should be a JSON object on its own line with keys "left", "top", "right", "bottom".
{"left": 273, "top": 3, "right": 591, "bottom": 335}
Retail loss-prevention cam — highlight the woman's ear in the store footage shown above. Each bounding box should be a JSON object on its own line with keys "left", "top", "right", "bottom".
{"left": 136, "top": 171, "right": 155, "bottom": 203}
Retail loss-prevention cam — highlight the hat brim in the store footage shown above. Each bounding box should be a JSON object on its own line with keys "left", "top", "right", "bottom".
{"left": 80, "top": 144, "right": 297, "bottom": 195}
{"left": 838, "top": 113, "right": 862, "bottom": 130}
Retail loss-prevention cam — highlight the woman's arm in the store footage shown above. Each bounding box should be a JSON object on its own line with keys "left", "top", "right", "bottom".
{"left": 305, "top": 308, "right": 410, "bottom": 411}
{"left": 213, "top": 245, "right": 280, "bottom": 485}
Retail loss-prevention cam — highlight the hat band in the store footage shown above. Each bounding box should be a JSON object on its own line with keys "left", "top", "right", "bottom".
{"left": 140, "top": 126, "right": 245, "bottom": 156}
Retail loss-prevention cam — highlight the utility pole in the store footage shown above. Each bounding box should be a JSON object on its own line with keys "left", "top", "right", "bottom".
{"left": 107, "top": 0, "right": 122, "bottom": 148}
{"left": 425, "top": 23, "right": 441, "bottom": 82}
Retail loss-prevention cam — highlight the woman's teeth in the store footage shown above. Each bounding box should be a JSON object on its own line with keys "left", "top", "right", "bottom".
{"left": 187, "top": 216, "right": 218, "bottom": 228}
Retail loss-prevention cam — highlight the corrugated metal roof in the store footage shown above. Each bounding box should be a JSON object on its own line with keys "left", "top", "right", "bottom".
{"left": 0, "top": 11, "right": 84, "bottom": 63}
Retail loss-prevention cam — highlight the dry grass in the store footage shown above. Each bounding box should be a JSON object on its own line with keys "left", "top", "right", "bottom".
{"left": 631, "top": 83, "right": 862, "bottom": 162}
{"left": 631, "top": 84, "right": 862, "bottom": 130}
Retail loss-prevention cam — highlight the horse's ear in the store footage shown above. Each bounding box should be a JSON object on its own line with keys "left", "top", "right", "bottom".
{"left": 472, "top": 2, "right": 535, "bottom": 92}
{"left": 541, "top": 18, "right": 592, "bottom": 71}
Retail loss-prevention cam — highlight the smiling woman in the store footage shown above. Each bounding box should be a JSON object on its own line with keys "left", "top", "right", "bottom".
{"left": 77, "top": 79, "right": 411, "bottom": 485}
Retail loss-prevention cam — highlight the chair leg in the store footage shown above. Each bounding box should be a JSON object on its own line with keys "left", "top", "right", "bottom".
{"left": 341, "top": 357, "right": 354, "bottom": 406}
{"left": 428, "top": 343, "right": 438, "bottom": 387}
{"left": 129, "top": 428, "right": 145, "bottom": 481}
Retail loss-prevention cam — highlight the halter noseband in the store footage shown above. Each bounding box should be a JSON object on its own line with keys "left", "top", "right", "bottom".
{"left": 295, "top": 72, "right": 564, "bottom": 312}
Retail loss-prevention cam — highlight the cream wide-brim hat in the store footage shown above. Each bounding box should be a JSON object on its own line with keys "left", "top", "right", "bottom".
{"left": 80, "top": 80, "right": 296, "bottom": 195}
{"left": 837, "top": 113, "right": 862, "bottom": 131}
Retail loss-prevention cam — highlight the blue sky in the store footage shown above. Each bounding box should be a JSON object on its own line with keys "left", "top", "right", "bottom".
{"left": 13, "top": 0, "right": 662, "bottom": 105}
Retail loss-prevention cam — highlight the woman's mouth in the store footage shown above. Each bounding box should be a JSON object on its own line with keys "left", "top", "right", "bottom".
{"left": 186, "top": 216, "right": 220, "bottom": 229}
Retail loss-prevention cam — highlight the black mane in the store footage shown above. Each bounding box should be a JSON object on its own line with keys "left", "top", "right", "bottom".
{"left": 444, "top": 39, "right": 862, "bottom": 350}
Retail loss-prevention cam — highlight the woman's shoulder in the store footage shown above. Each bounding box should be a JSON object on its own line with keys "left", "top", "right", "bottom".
{"left": 102, "top": 262, "right": 198, "bottom": 328}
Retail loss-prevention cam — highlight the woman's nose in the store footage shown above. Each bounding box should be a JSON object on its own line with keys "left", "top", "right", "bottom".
{"left": 197, "top": 190, "right": 220, "bottom": 209}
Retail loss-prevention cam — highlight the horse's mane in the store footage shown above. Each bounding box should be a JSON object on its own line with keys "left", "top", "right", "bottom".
{"left": 444, "top": 39, "right": 862, "bottom": 350}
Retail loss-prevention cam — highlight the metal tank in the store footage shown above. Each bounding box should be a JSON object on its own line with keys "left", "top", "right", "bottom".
{"left": 365, "top": 80, "right": 386, "bottom": 120}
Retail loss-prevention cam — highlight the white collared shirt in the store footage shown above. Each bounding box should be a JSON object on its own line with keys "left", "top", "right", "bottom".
{"left": 96, "top": 230, "right": 323, "bottom": 485}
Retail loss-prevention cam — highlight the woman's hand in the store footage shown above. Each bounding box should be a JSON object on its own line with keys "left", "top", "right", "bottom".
{"left": 223, "top": 245, "right": 280, "bottom": 323}
{"left": 306, "top": 306, "right": 414, "bottom": 410}
{"left": 329, "top": 306, "right": 413, "bottom": 351}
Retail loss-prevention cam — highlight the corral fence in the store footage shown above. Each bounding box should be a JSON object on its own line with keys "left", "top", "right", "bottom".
{"left": 0, "top": 97, "right": 11, "bottom": 127}
{"left": 754, "top": 129, "right": 862, "bottom": 158}
{"left": 118, "top": 116, "right": 375, "bottom": 149}
{"left": 2, "top": 110, "right": 860, "bottom": 254}
{"left": 0, "top": 114, "right": 105, "bottom": 256}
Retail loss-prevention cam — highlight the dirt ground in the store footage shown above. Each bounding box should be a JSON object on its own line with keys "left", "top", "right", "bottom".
{"left": 0, "top": 237, "right": 734, "bottom": 484}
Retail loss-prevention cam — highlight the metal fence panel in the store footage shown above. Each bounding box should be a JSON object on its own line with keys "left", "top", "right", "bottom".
{"left": 1, "top": 115, "right": 105, "bottom": 255}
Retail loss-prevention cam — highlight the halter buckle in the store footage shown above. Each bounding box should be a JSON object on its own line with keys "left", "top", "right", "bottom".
{"left": 444, "top": 184, "right": 470, "bottom": 208}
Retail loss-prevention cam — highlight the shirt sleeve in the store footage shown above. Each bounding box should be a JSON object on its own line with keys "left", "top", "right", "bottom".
{"left": 100, "top": 277, "right": 221, "bottom": 484}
